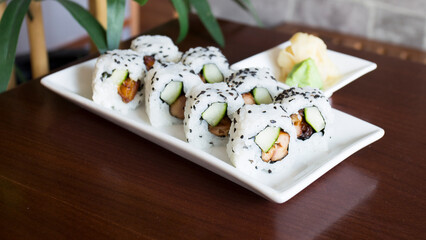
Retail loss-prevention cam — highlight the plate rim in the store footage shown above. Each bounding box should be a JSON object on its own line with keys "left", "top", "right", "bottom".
{"left": 40, "top": 59, "right": 384, "bottom": 204}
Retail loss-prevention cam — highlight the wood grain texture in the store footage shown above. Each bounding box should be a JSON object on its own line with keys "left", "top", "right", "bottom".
{"left": 0, "top": 17, "right": 425, "bottom": 239}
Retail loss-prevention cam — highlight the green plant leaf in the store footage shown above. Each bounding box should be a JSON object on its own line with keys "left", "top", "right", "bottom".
{"left": 169, "top": 0, "right": 189, "bottom": 43}
{"left": 107, "top": 0, "right": 126, "bottom": 50}
{"left": 0, "top": 0, "right": 31, "bottom": 92}
{"left": 232, "top": 0, "right": 263, "bottom": 27}
{"left": 132, "top": 0, "right": 148, "bottom": 6}
{"left": 189, "top": 0, "right": 224, "bottom": 47}
{"left": 55, "top": 0, "right": 108, "bottom": 53}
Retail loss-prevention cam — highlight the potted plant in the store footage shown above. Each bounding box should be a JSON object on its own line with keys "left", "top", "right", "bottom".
{"left": 0, "top": 0, "right": 260, "bottom": 93}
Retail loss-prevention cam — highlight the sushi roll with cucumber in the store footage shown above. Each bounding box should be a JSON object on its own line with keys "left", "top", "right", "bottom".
{"left": 144, "top": 61, "right": 202, "bottom": 127}
{"left": 226, "top": 104, "right": 297, "bottom": 175}
{"left": 181, "top": 46, "right": 231, "bottom": 84}
{"left": 226, "top": 67, "right": 285, "bottom": 105}
{"left": 274, "top": 87, "right": 333, "bottom": 152}
{"left": 92, "top": 49, "right": 145, "bottom": 113}
{"left": 184, "top": 82, "right": 244, "bottom": 149}
{"left": 130, "top": 35, "right": 182, "bottom": 70}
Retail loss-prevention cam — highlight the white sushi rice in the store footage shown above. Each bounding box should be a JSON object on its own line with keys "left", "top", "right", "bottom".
{"left": 92, "top": 49, "right": 146, "bottom": 113}
{"left": 275, "top": 87, "right": 333, "bottom": 152}
{"left": 130, "top": 35, "right": 182, "bottom": 62}
{"left": 226, "top": 67, "right": 285, "bottom": 100}
{"left": 91, "top": 42, "right": 335, "bottom": 179}
{"left": 227, "top": 104, "right": 297, "bottom": 176}
{"left": 181, "top": 46, "right": 231, "bottom": 78}
{"left": 145, "top": 61, "right": 202, "bottom": 127}
{"left": 184, "top": 82, "right": 244, "bottom": 149}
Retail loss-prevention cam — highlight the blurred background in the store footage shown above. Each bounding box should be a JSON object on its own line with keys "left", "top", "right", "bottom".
{"left": 210, "top": 0, "right": 426, "bottom": 51}
{"left": 3, "top": 0, "right": 426, "bottom": 85}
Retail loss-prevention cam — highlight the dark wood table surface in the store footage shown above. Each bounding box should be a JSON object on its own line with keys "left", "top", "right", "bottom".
{"left": 1, "top": 18, "right": 425, "bottom": 239}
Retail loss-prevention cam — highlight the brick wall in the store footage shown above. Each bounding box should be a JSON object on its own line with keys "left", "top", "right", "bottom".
{"left": 208, "top": 0, "right": 426, "bottom": 51}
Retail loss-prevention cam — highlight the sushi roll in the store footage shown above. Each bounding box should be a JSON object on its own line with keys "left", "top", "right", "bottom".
{"left": 274, "top": 87, "right": 333, "bottom": 152}
{"left": 181, "top": 46, "right": 231, "bottom": 84}
{"left": 144, "top": 61, "right": 202, "bottom": 127}
{"left": 130, "top": 35, "right": 182, "bottom": 70}
{"left": 92, "top": 49, "right": 145, "bottom": 113}
{"left": 184, "top": 82, "right": 244, "bottom": 149}
{"left": 226, "top": 104, "right": 297, "bottom": 175}
{"left": 226, "top": 67, "right": 285, "bottom": 105}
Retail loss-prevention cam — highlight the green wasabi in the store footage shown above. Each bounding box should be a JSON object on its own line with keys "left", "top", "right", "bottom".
{"left": 286, "top": 58, "right": 323, "bottom": 89}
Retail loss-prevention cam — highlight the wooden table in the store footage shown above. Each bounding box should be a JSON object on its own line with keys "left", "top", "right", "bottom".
{"left": 1, "top": 18, "right": 425, "bottom": 239}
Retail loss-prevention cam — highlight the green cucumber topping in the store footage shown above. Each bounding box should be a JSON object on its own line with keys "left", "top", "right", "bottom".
{"left": 109, "top": 69, "right": 129, "bottom": 85}
{"left": 255, "top": 126, "right": 281, "bottom": 152}
{"left": 201, "top": 102, "right": 227, "bottom": 126}
{"left": 252, "top": 87, "right": 273, "bottom": 105}
{"left": 203, "top": 64, "right": 224, "bottom": 83}
{"left": 160, "top": 81, "right": 183, "bottom": 105}
{"left": 304, "top": 107, "right": 325, "bottom": 132}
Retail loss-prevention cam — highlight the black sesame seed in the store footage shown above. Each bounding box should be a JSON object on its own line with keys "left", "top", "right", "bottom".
{"left": 197, "top": 91, "right": 206, "bottom": 97}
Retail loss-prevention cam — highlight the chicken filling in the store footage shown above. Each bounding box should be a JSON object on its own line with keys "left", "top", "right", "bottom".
{"left": 261, "top": 131, "right": 290, "bottom": 162}
{"left": 169, "top": 94, "right": 186, "bottom": 120}
{"left": 290, "top": 109, "right": 314, "bottom": 140}
{"left": 242, "top": 92, "right": 256, "bottom": 105}
{"left": 208, "top": 116, "right": 232, "bottom": 137}
{"left": 198, "top": 72, "right": 206, "bottom": 83}
{"left": 118, "top": 78, "right": 141, "bottom": 103}
{"left": 143, "top": 55, "right": 156, "bottom": 70}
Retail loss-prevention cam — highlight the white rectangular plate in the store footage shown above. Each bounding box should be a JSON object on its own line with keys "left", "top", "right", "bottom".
{"left": 231, "top": 41, "right": 377, "bottom": 97}
{"left": 41, "top": 59, "right": 384, "bottom": 204}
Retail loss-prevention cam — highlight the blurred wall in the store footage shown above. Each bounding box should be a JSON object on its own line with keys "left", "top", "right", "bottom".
{"left": 208, "top": 0, "right": 426, "bottom": 51}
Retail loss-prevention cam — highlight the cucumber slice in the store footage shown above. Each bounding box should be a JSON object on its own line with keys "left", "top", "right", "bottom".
{"left": 160, "top": 81, "right": 183, "bottom": 105}
{"left": 109, "top": 69, "right": 129, "bottom": 85}
{"left": 201, "top": 102, "right": 227, "bottom": 127}
{"left": 252, "top": 87, "right": 273, "bottom": 105}
{"left": 304, "top": 107, "right": 325, "bottom": 132}
{"left": 202, "top": 64, "right": 224, "bottom": 83}
{"left": 255, "top": 127, "right": 281, "bottom": 152}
